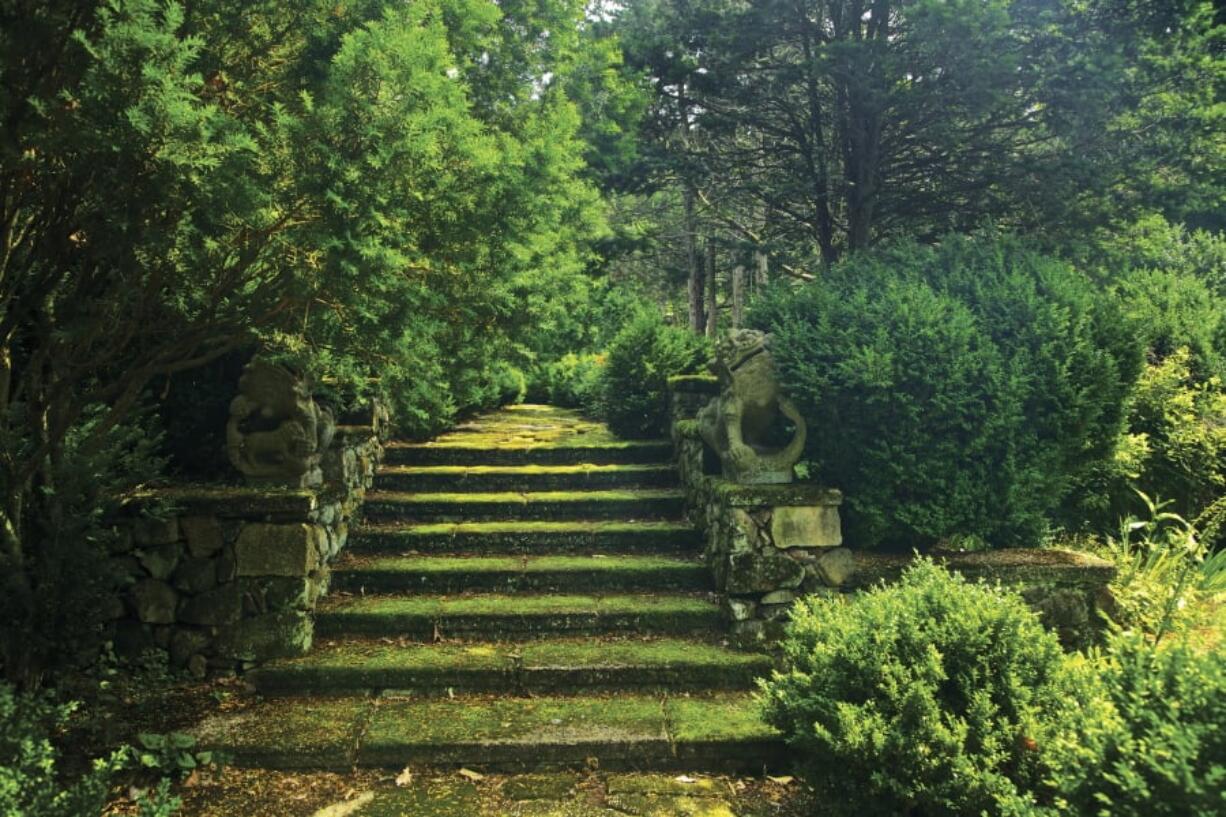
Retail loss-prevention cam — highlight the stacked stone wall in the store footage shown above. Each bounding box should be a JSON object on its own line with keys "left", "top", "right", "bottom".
{"left": 107, "top": 421, "right": 385, "bottom": 675}
{"left": 667, "top": 378, "right": 1116, "bottom": 647}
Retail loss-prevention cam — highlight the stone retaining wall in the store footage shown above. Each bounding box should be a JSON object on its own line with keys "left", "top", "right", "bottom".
{"left": 107, "top": 422, "right": 385, "bottom": 675}
{"left": 667, "top": 378, "right": 1116, "bottom": 647}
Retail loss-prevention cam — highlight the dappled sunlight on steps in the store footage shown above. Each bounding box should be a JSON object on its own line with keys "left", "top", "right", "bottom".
{"left": 191, "top": 404, "right": 781, "bottom": 773}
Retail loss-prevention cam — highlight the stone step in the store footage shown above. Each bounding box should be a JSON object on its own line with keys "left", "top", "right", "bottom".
{"left": 332, "top": 554, "right": 711, "bottom": 594}
{"left": 384, "top": 440, "right": 673, "bottom": 466}
{"left": 249, "top": 637, "right": 770, "bottom": 695}
{"left": 349, "top": 520, "right": 703, "bottom": 555}
{"left": 315, "top": 593, "right": 722, "bottom": 639}
{"left": 362, "top": 490, "right": 687, "bottom": 522}
{"left": 191, "top": 692, "right": 784, "bottom": 772}
{"left": 374, "top": 463, "right": 678, "bottom": 492}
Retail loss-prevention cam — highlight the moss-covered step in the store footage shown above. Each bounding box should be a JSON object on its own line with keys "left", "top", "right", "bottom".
{"left": 362, "top": 490, "right": 687, "bottom": 522}
{"left": 190, "top": 693, "right": 783, "bottom": 773}
{"left": 384, "top": 440, "right": 672, "bottom": 467}
{"left": 664, "top": 693, "right": 787, "bottom": 771}
{"left": 330, "top": 554, "right": 711, "bottom": 593}
{"left": 374, "top": 463, "right": 678, "bottom": 492}
{"left": 315, "top": 593, "right": 722, "bottom": 639}
{"left": 189, "top": 697, "right": 373, "bottom": 769}
{"left": 349, "top": 520, "right": 703, "bottom": 554}
{"left": 249, "top": 637, "right": 771, "bottom": 695}
{"left": 356, "top": 692, "right": 783, "bottom": 772}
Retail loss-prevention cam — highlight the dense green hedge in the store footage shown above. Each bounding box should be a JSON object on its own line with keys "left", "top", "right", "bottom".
{"left": 599, "top": 312, "right": 710, "bottom": 438}
{"left": 750, "top": 235, "right": 1141, "bottom": 548}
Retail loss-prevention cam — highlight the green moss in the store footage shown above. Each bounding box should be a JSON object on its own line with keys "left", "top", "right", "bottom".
{"left": 667, "top": 374, "right": 719, "bottom": 391}
{"left": 709, "top": 480, "right": 842, "bottom": 508}
{"left": 370, "top": 489, "right": 685, "bottom": 504}
{"left": 520, "top": 555, "right": 697, "bottom": 573}
{"left": 664, "top": 694, "right": 780, "bottom": 743}
{"left": 605, "top": 773, "right": 724, "bottom": 797}
{"left": 189, "top": 697, "right": 373, "bottom": 769}
{"left": 359, "top": 694, "right": 669, "bottom": 761}
{"left": 518, "top": 639, "right": 768, "bottom": 670}
{"left": 344, "top": 555, "right": 527, "bottom": 573}
{"left": 382, "top": 464, "right": 672, "bottom": 476}
{"left": 360, "top": 780, "right": 482, "bottom": 817}
{"left": 674, "top": 419, "right": 702, "bottom": 439}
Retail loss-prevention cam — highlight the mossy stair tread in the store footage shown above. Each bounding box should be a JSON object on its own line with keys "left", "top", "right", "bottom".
{"left": 250, "top": 637, "right": 772, "bottom": 692}
{"left": 318, "top": 593, "right": 719, "bottom": 619}
{"left": 349, "top": 519, "right": 703, "bottom": 554}
{"left": 366, "top": 489, "right": 686, "bottom": 505}
{"left": 358, "top": 520, "right": 698, "bottom": 537}
{"left": 379, "top": 464, "right": 675, "bottom": 477}
{"left": 315, "top": 592, "right": 722, "bottom": 637}
{"left": 191, "top": 692, "right": 781, "bottom": 769}
{"left": 336, "top": 553, "right": 706, "bottom": 576}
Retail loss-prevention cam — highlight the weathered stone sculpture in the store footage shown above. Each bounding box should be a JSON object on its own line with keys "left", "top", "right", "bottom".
{"left": 698, "top": 329, "right": 806, "bottom": 484}
{"left": 226, "top": 360, "right": 335, "bottom": 488}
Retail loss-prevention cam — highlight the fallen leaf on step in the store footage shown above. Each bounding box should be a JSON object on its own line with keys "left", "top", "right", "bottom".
{"left": 674, "top": 775, "right": 697, "bottom": 784}
{"left": 767, "top": 775, "right": 795, "bottom": 785}
{"left": 395, "top": 766, "right": 413, "bottom": 787}
{"left": 458, "top": 768, "right": 485, "bottom": 782}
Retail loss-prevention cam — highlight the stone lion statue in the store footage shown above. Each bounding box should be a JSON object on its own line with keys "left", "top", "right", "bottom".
{"left": 698, "top": 329, "right": 806, "bottom": 484}
{"left": 226, "top": 360, "right": 335, "bottom": 488}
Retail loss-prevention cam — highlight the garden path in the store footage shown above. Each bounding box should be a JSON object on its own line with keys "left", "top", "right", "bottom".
{"left": 190, "top": 405, "right": 780, "bottom": 785}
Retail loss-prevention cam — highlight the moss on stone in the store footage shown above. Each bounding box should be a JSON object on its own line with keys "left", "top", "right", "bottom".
{"left": 190, "top": 697, "right": 373, "bottom": 769}
{"left": 358, "top": 694, "right": 670, "bottom": 767}
{"left": 709, "top": 480, "right": 842, "bottom": 508}
{"left": 369, "top": 489, "right": 685, "bottom": 504}
{"left": 664, "top": 694, "right": 780, "bottom": 744}
{"left": 359, "top": 780, "right": 482, "bottom": 817}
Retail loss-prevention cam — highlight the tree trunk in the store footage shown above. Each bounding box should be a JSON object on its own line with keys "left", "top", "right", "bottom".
{"left": 704, "top": 240, "right": 718, "bottom": 338}
{"left": 731, "top": 264, "right": 745, "bottom": 328}
{"left": 684, "top": 184, "right": 705, "bottom": 332}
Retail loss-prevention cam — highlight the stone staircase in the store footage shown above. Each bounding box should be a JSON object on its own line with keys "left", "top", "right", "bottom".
{"left": 194, "top": 405, "right": 782, "bottom": 772}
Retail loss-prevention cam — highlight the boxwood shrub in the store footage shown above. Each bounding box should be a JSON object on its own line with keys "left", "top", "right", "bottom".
{"left": 750, "top": 234, "right": 1141, "bottom": 548}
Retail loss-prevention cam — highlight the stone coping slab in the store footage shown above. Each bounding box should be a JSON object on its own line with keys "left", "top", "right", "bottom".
{"left": 848, "top": 548, "right": 1116, "bottom": 589}
{"left": 126, "top": 485, "right": 318, "bottom": 518}
{"left": 708, "top": 480, "right": 843, "bottom": 508}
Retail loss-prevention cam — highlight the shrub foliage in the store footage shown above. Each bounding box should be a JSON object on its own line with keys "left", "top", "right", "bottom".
{"left": 750, "top": 235, "right": 1140, "bottom": 548}
{"left": 599, "top": 313, "right": 709, "bottom": 438}
{"left": 758, "top": 560, "right": 1082, "bottom": 816}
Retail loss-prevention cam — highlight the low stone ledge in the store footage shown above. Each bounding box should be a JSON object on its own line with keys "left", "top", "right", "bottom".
{"left": 848, "top": 548, "right": 1116, "bottom": 589}
{"left": 129, "top": 486, "right": 318, "bottom": 520}
{"left": 709, "top": 480, "right": 842, "bottom": 509}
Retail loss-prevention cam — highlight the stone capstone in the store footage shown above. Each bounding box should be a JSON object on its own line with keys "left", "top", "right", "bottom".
{"left": 724, "top": 550, "right": 805, "bottom": 594}
{"left": 235, "top": 523, "right": 321, "bottom": 577}
{"left": 815, "top": 547, "right": 856, "bottom": 587}
{"left": 131, "top": 579, "right": 177, "bottom": 624}
{"left": 215, "top": 611, "right": 313, "bottom": 661}
{"left": 182, "top": 516, "right": 224, "bottom": 558}
{"left": 770, "top": 505, "right": 842, "bottom": 549}
{"left": 178, "top": 583, "right": 242, "bottom": 626}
